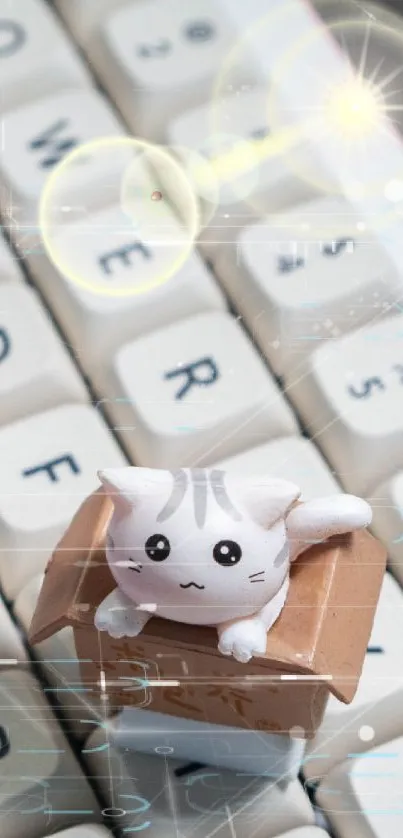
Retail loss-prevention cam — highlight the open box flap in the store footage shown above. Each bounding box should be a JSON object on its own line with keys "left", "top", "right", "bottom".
{"left": 29, "top": 489, "right": 386, "bottom": 705}
{"left": 29, "top": 488, "right": 113, "bottom": 644}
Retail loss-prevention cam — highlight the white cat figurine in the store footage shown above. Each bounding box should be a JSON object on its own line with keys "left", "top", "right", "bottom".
{"left": 95, "top": 467, "right": 372, "bottom": 663}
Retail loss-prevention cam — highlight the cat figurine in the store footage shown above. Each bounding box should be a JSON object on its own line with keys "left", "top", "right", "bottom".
{"left": 95, "top": 467, "right": 372, "bottom": 663}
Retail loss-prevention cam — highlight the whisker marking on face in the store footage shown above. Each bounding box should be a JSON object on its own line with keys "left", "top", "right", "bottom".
{"left": 115, "top": 557, "right": 143, "bottom": 572}
{"left": 248, "top": 570, "right": 265, "bottom": 578}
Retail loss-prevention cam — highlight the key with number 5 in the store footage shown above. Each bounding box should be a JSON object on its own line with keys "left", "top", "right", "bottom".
{"left": 288, "top": 312, "right": 403, "bottom": 496}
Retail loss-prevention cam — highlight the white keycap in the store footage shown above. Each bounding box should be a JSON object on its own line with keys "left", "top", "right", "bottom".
{"left": 0, "top": 233, "right": 23, "bottom": 282}
{"left": 105, "top": 311, "right": 298, "bottom": 466}
{"left": 27, "top": 201, "right": 226, "bottom": 386}
{"left": 168, "top": 88, "right": 315, "bottom": 261}
{"left": 215, "top": 436, "right": 341, "bottom": 500}
{"left": 111, "top": 707, "right": 306, "bottom": 780}
{"left": 287, "top": 313, "right": 403, "bottom": 496}
{"left": 14, "top": 575, "right": 101, "bottom": 741}
{"left": 54, "top": 0, "right": 128, "bottom": 47}
{"left": 83, "top": 728, "right": 314, "bottom": 837}
{"left": 303, "top": 572, "right": 403, "bottom": 780}
{"left": 0, "top": 403, "right": 127, "bottom": 601}
{"left": 317, "top": 736, "right": 403, "bottom": 838}
{"left": 0, "top": 0, "right": 92, "bottom": 113}
{"left": 0, "top": 89, "right": 128, "bottom": 226}
{"left": 0, "top": 282, "right": 88, "bottom": 426}
{"left": 215, "top": 197, "right": 400, "bottom": 378}
{"left": 369, "top": 473, "right": 403, "bottom": 586}
{"left": 93, "top": 0, "right": 256, "bottom": 140}
{"left": 0, "top": 670, "right": 100, "bottom": 838}
{"left": 0, "top": 593, "right": 27, "bottom": 663}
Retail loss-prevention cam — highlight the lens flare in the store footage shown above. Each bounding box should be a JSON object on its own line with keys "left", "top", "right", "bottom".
{"left": 39, "top": 136, "right": 200, "bottom": 298}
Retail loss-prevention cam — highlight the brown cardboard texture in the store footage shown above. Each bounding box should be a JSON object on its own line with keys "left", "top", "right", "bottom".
{"left": 29, "top": 489, "right": 386, "bottom": 737}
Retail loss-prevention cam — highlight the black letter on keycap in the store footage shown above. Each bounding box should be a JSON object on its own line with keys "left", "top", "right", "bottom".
{"left": 277, "top": 254, "right": 305, "bottom": 273}
{"left": 322, "top": 238, "right": 355, "bottom": 256}
{"left": 22, "top": 455, "right": 81, "bottom": 483}
{"left": 99, "top": 242, "right": 152, "bottom": 275}
{"left": 0, "top": 328, "right": 10, "bottom": 363}
{"left": 348, "top": 377, "right": 385, "bottom": 399}
{"left": 0, "top": 20, "right": 26, "bottom": 58}
{"left": 164, "top": 357, "right": 219, "bottom": 400}
{"left": 28, "top": 120, "right": 79, "bottom": 169}
{"left": 184, "top": 21, "right": 215, "bottom": 42}
{"left": 137, "top": 39, "right": 171, "bottom": 58}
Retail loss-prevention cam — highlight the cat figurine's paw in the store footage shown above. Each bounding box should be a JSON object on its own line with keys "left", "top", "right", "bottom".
{"left": 218, "top": 618, "right": 268, "bottom": 663}
{"left": 94, "top": 589, "right": 151, "bottom": 639}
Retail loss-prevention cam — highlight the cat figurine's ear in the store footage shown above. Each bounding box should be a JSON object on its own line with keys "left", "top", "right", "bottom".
{"left": 98, "top": 467, "right": 169, "bottom": 516}
{"left": 236, "top": 476, "right": 301, "bottom": 529}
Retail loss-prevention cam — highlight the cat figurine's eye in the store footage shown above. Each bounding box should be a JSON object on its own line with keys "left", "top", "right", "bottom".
{"left": 145, "top": 533, "right": 171, "bottom": 561}
{"left": 213, "top": 540, "right": 242, "bottom": 566}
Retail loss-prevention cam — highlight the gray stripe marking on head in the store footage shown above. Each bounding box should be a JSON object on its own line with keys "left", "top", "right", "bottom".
{"left": 210, "top": 470, "right": 243, "bottom": 522}
{"left": 274, "top": 543, "right": 289, "bottom": 568}
{"left": 191, "top": 468, "right": 208, "bottom": 529}
{"left": 157, "top": 469, "right": 188, "bottom": 522}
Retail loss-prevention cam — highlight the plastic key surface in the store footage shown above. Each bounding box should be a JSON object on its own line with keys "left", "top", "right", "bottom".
{"left": 216, "top": 436, "right": 341, "bottom": 500}
{"left": 304, "top": 572, "right": 403, "bottom": 780}
{"left": 370, "top": 472, "right": 403, "bottom": 587}
{"left": 27, "top": 201, "right": 226, "bottom": 387}
{"left": 0, "top": 234, "right": 23, "bottom": 282}
{"left": 0, "top": 0, "right": 92, "bottom": 113}
{"left": 168, "top": 88, "right": 314, "bottom": 261}
{"left": 215, "top": 198, "right": 400, "bottom": 378}
{"left": 83, "top": 728, "right": 315, "bottom": 838}
{"left": 287, "top": 313, "right": 403, "bottom": 495}
{"left": 14, "top": 574, "right": 101, "bottom": 741}
{"left": 0, "top": 670, "right": 100, "bottom": 838}
{"left": 0, "top": 282, "right": 88, "bottom": 427}
{"left": 0, "top": 403, "right": 127, "bottom": 600}
{"left": 317, "top": 736, "right": 403, "bottom": 838}
{"left": 92, "top": 0, "right": 256, "bottom": 140}
{"left": 0, "top": 89, "right": 129, "bottom": 227}
{"left": 105, "top": 310, "right": 299, "bottom": 466}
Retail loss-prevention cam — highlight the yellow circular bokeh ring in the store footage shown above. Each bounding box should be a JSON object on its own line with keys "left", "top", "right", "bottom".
{"left": 39, "top": 136, "right": 201, "bottom": 298}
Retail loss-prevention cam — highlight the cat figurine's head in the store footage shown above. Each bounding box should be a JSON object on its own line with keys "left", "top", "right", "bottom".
{"left": 98, "top": 467, "right": 301, "bottom": 626}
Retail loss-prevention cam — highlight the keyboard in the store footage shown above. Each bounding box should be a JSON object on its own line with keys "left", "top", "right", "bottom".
{"left": 1, "top": 0, "right": 403, "bottom": 836}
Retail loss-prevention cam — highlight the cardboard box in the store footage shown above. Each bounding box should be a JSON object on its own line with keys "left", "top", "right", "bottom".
{"left": 29, "top": 488, "right": 386, "bottom": 737}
